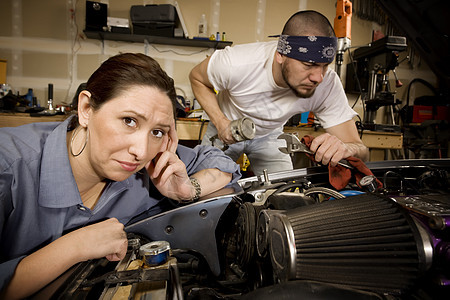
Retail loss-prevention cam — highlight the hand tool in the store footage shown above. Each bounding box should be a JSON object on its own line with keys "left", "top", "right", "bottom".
{"left": 278, "top": 133, "right": 354, "bottom": 169}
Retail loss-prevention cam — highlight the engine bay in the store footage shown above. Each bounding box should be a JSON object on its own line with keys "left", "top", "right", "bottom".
{"left": 34, "top": 159, "right": 449, "bottom": 299}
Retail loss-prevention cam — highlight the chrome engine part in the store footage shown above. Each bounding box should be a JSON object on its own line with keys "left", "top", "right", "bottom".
{"left": 261, "top": 194, "right": 429, "bottom": 294}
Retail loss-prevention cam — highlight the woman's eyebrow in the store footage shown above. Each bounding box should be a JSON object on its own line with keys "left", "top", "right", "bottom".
{"left": 122, "top": 110, "right": 146, "bottom": 118}
{"left": 122, "top": 110, "right": 172, "bottom": 128}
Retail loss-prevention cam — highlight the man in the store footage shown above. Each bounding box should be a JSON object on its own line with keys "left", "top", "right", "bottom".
{"left": 189, "top": 10, "right": 369, "bottom": 175}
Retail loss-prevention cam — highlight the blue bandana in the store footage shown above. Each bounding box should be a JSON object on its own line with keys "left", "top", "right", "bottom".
{"left": 273, "top": 35, "right": 338, "bottom": 63}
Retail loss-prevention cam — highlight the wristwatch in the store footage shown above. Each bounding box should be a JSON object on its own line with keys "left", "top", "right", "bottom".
{"left": 189, "top": 177, "right": 201, "bottom": 201}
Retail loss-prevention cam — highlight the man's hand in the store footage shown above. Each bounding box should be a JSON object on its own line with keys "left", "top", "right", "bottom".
{"left": 314, "top": 119, "right": 369, "bottom": 164}
{"left": 216, "top": 118, "right": 235, "bottom": 145}
{"left": 309, "top": 133, "right": 354, "bottom": 167}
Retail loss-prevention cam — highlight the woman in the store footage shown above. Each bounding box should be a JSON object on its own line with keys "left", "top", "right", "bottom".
{"left": 0, "top": 53, "right": 240, "bottom": 299}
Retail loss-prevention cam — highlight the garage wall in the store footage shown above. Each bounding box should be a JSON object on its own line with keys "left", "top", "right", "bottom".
{"left": 0, "top": 0, "right": 437, "bottom": 119}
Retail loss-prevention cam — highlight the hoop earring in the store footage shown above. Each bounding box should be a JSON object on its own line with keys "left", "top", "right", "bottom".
{"left": 70, "top": 126, "right": 89, "bottom": 157}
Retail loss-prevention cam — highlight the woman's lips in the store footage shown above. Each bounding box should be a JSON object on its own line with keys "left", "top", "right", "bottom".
{"left": 118, "top": 161, "right": 140, "bottom": 172}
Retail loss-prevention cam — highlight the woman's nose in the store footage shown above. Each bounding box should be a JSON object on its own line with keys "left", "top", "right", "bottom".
{"left": 129, "top": 134, "right": 149, "bottom": 160}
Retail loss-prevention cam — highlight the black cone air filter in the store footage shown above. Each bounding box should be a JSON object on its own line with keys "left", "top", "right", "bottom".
{"left": 265, "top": 194, "right": 428, "bottom": 295}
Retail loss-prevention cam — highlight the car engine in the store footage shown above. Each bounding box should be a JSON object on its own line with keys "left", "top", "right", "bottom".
{"left": 33, "top": 159, "right": 449, "bottom": 299}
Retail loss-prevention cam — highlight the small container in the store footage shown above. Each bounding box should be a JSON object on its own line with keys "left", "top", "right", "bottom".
{"left": 139, "top": 241, "right": 171, "bottom": 266}
{"left": 198, "top": 14, "right": 207, "bottom": 37}
{"left": 26, "top": 88, "right": 34, "bottom": 107}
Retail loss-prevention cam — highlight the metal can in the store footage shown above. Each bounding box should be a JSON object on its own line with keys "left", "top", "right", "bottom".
{"left": 139, "top": 241, "right": 171, "bottom": 266}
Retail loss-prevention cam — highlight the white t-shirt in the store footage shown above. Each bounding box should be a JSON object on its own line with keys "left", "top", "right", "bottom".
{"left": 207, "top": 41, "right": 357, "bottom": 138}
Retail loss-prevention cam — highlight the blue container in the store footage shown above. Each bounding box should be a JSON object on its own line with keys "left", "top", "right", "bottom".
{"left": 139, "top": 241, "right": 171, "bottom": 266}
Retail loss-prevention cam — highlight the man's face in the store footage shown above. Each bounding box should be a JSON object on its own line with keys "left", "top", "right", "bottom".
{"left": 281, "top": 56, "right": 330, "bottom": 98}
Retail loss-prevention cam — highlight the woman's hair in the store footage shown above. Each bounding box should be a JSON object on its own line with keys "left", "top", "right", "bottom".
{"left": 282, "top": 10, "right": 336, "bottom": 37}
{"left": 73, "top": 53, "right": 176, "bottom": 122}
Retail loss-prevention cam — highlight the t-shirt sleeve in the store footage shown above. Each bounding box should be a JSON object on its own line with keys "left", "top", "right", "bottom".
{"left": 312, "top": 70, "right": 358, "bottom": 129}
{"left": 207, "top": 46, "right": 234, "bottom": 92}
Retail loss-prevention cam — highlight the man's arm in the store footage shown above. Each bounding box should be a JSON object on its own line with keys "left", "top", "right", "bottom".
{"left": 189, "top": 57, "right": 235, "bottom": 144}
{"left": 310, "top": 120, "right": 369, "bottom": 166}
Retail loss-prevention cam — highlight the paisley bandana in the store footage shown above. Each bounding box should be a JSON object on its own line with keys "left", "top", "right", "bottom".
{"left": 273, "top": 35, "right": 338, "bottom": 63}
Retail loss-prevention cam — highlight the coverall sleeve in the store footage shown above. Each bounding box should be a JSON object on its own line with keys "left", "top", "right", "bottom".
{"left": 176, "top": 144, "right": 241, "bottom": 184}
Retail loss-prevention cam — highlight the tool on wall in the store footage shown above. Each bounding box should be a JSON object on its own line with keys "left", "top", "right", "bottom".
{"left": 334, "top": 0, "right": 352, "bottom": 77}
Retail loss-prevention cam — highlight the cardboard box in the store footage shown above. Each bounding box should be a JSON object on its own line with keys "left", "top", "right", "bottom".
{"left": 0, "top": 59, "right": 6, "bottom": 84}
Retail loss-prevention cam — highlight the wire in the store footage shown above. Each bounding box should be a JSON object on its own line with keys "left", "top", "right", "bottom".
{"left": 348, "top": 48, "right": 365, "bottom": 112}
{"left": 175, "top": 87, "right": 187, "bottom": 99}
{"left": 64, "top": 0, "right": 82, "bottom": 105}
{"left": 354, "top": 114, "right": 364, "bottom": 139}
{"left": 149, "top": 43, "right": 210, "bottom": 56}
{"left": 351, "top": 93, "right": 361, "bottom": 109}
{"left": 382, "top": 171, "right": 422, "bottom": 194}
{"left": 405, "top": 78, "right": 438, "bottom": 108}
{"left": 198, "top": 119, "right": 207, "bottom": 145}
{"left": 303, "top": 187, "right": 346, "bottom": 202}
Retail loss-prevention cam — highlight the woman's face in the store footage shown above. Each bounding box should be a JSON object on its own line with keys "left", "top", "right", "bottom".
{"left": 82, "top": 85, "right": 174, "bottom": 182}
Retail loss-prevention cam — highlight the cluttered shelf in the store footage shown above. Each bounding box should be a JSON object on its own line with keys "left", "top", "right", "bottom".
{"left": 83, "top": 30, "right": 233, "bottom": 49}
{"left": 0, "top": 113, "right": 209, "bottom": 142}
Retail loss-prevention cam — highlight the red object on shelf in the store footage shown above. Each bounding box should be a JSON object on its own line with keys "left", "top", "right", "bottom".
{"left": 412, "top": 105, "right": 449, "bottom": 123}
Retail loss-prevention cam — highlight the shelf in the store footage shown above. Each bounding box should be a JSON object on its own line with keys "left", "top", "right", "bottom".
{"left": 84, "top": 30, "right": 232, "bottom": 49}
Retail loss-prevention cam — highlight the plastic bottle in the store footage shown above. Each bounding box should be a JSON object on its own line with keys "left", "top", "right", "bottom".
{"left": 198, "top": 14, "right": 207, "bottom": 37}
{"left": 26, "top": 88, "right": 34, "bottom": 107}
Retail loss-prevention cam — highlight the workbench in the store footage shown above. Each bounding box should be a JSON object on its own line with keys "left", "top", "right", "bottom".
{"left": 175, "top": 119, "right": 208, "bottom": 141}
{"left": 0, "top": 112, "right": 68, "bottom": 127}
{"left": 0, "top": 113, "right": 402, "bottom": 161}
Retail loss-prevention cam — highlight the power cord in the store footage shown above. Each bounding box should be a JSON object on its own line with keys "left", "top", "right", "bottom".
{"left": 347, "top": 48, "right": 366, "bottom": 112}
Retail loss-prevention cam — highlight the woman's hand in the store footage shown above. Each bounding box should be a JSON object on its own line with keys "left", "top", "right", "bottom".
{"left": 71, "top": 218, "right": 128, "bottom": 262}
{"left": 2, "top": 218, "right": 128, "bottom": 299}
{"left": 146, "top": 120, "right": 195, "bottom": 201}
